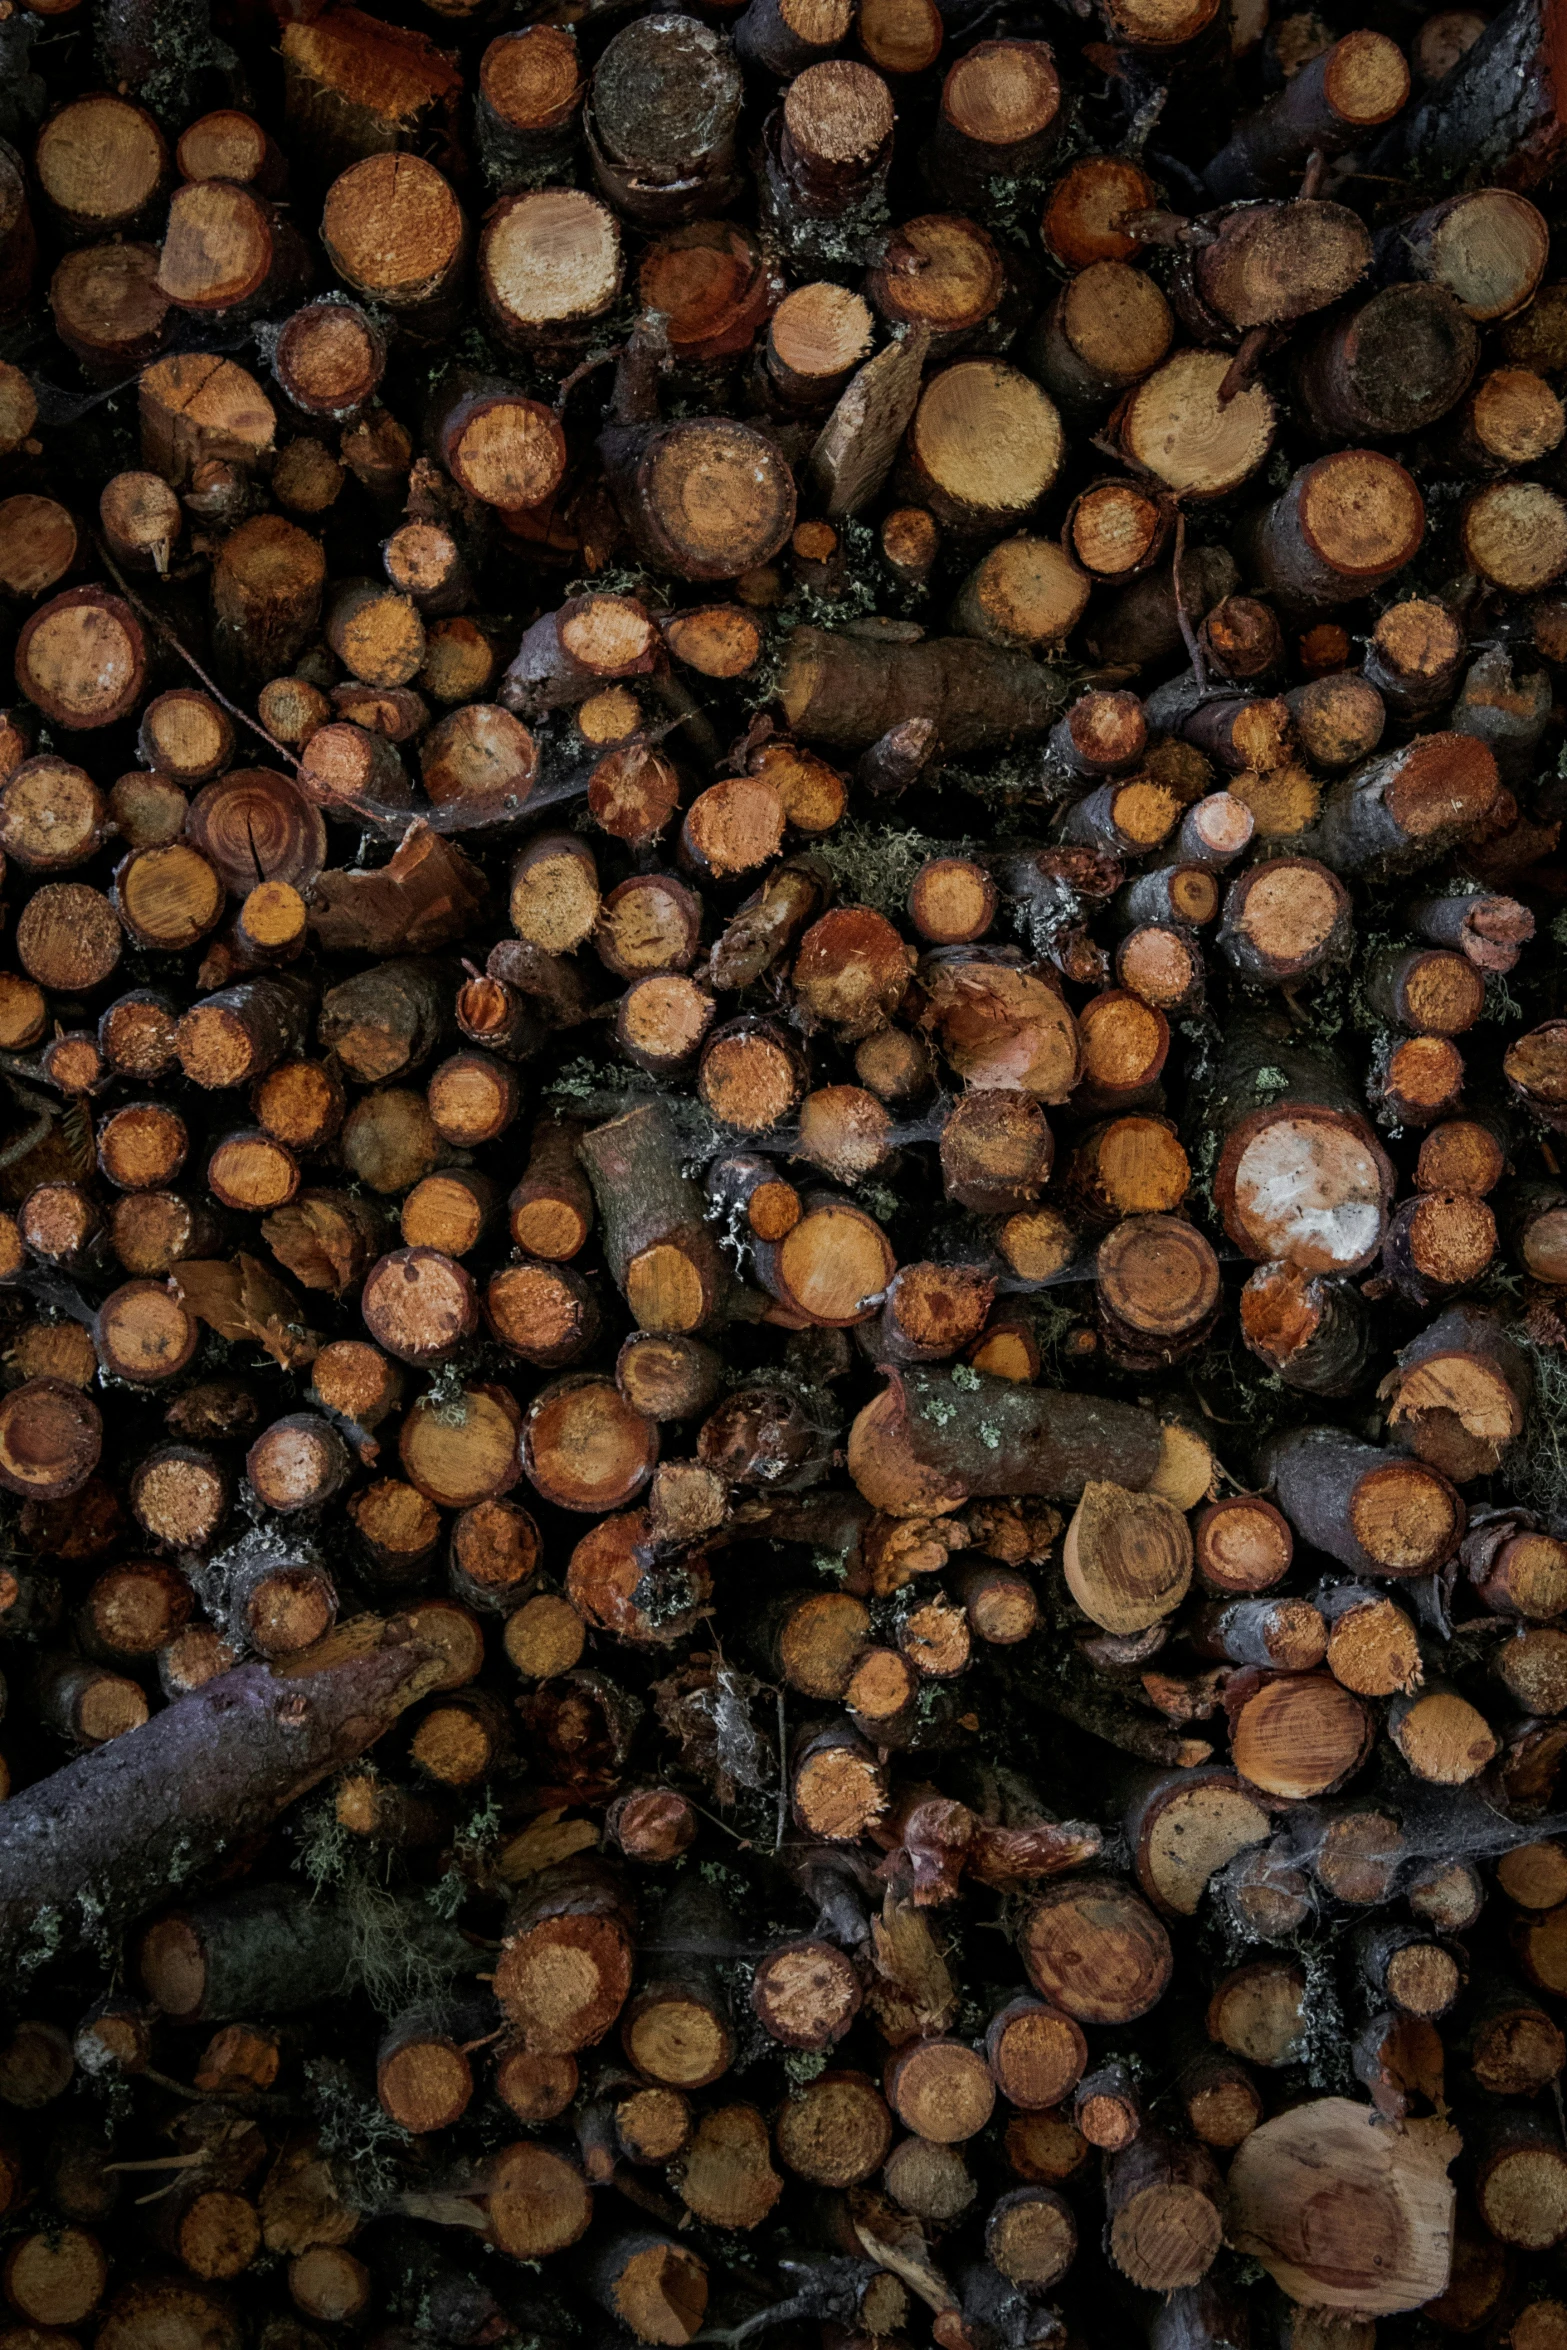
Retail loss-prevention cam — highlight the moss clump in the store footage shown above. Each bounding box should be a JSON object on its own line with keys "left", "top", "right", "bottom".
{"left": 815, "top": 821, "right": 966, "bottom": 915}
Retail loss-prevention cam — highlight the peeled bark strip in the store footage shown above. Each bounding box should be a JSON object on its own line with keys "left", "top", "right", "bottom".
{"left": 850, "top": 1366, "right": 1160, "bottom": 1516}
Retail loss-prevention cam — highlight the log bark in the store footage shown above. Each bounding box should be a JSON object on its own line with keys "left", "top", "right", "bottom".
{"left": 0, "top": 10, "right": 1559, "bottom": 2338}
{"left": 850, "top": 1366, "right": 1160, "bottom": 1516}
{"left": 0, "top": 1626, "right": 443, "bottom": 1969}
{"left": 1228, "top": 2099, "right": 1459, "bottom": 2316}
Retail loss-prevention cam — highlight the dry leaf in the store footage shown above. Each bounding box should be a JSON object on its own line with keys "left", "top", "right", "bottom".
{"left": 494, "top": 1809, "right": 601, "bottom": 1884}
{"left": 174, "top": 1254, "right": 318, "bottom": 1370}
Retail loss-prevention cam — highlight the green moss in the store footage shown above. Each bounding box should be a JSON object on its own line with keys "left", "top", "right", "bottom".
{"left": 14, "top": 1905, "right": 63, "bottom": 1980}
{"left": 814, "top": 820, "right": 966, "bottom": 916}
{"left": 291, "top": 1794, "right": 356, "bottom": 1896}
{"left": 1503, "top": 1332, "right": 1567, "bottom": 1520}
{"left": 306, "top": 2059, "right": 415, "bottom": 2208}
{"left": 852, "top": 1180, "right": 902, "bottom": 1224}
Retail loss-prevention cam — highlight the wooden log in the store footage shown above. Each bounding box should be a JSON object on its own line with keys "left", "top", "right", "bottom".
{"left": 1105, "top": 2134, "right": 1224, "bottom": 2292}
{"left": 1204, "top": 32, "right": 1410, "bottom": 198}
{"left": 586, "top": 15, "right": 740, "bottom": 224}
{"left": 0, "top": 1625, "right": 443, "bottom": 1967}
{"left": 321, "top": 155, "right": 467, "bottom": 329}
{"left": 1263, "top": 1427, "right": 1463, "bottom": 1577}
{"left": 475, "top": 25, "right": 582, "bottom": 192}
{"left": 1228, "top": 2098, "right": 1459, "bottom": 2315}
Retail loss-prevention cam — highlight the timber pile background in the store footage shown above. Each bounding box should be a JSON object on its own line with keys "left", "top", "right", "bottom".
{"left": 2, "top": 0, "right": 1567, "bottom": 2340}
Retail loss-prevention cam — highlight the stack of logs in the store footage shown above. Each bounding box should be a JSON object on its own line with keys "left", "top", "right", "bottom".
{"left": 3, "top": 0, "right": 1567, "bottom": 2339}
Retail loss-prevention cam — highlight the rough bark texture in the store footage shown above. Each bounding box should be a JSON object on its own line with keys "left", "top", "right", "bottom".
{"left": 0, "top": 1628, "right": 441, "bottom": 1968}
{"left": 0, "top": 5, "right": 1565, "bottom": 2344}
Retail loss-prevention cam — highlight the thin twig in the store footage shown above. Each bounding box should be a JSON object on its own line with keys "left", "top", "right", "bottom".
{"left": 88, "top": 527, "right": 302, "bottom": 772}
{"left": 105, "top": 2150, "right": 211, "bottom": 2172}
{"left": 681, "top": 1796, "right": 754, "bottom": 1848}
{"left": 554, "top": 344, "right": 627, "bottom": 418}
{"left": 775, "top": 1689, "right": 787, "bottom": 1852}
{"left": 1172, "top": 511, "right": 1209, "bottom": 695}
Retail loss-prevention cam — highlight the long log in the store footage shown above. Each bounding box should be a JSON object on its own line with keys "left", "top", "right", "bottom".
{"left": 0, "top": 1624, "right": 441, "bottom": 1969}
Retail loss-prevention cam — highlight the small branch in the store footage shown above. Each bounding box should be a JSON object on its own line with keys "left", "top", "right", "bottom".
{"left": 1172, "top": 511, "right": 1209, "bottom": 695}
{"left": 135, "top": 2062, "right": 293, "bottom": 2114}
{"left": 1218, "top": 324, "right": 1274, "bottom": 407}
{"left": 89, "top": 527, "right": 302, "bottom": 773}
{"left": 612, "top": 2170, "right": 686, "bottom": 2227}
{"left": 1120, "top": 207, "right": 1198, "bottom": 249}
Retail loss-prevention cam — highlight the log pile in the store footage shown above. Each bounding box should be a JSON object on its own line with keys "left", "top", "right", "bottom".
{"left": 2, "top": 0, "right": 1567, "bottom": 2340}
